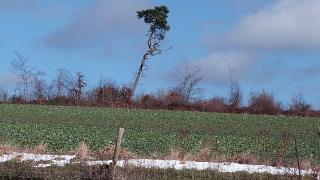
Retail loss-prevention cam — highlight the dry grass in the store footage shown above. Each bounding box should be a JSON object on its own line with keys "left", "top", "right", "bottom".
{"left": 229, "top": 153, "right": 261, "bottom": 165}
{"left": 194, "top": 147, "right": 211, "bottom": 162}
{"left": 164, "top": 147, "right": 262, "bottom": 165}
{"left": 74, "top": 142, "right": 91, "bottom": 161}
{"left": 0, "top": 143, "right": 18, "bottom": 154}
{"left": 165, "top": 148, "right": 215, "bottom": 163}
{"left": 0, "top": 143, "right": 48, "bottom": 155}
{"left": 164, "top": 148, "right": 186, "bottom": 160}
{"left": 150, "top": 152, "right": 160, "bottom": 159}
{"left": 33, "top": 143, "right": 48, "bottom": 154}
{"left": 162, "top": 148, "right": 267, "bottom": 167}
{"left": 162, "top": 148, "right": 261, "bottom": 166}
{"left": 181, "top": 153, "right": 193, "bottom": 164}
{"left": 95, "top": 144, "right": 136, "bottom": 160}
{"left": 301, "top": 159, "right": 312, "bottom": 170}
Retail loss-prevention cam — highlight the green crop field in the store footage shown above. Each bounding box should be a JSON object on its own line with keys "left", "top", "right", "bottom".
{"left": 0, "top": 104, "right": 320, "bottom": 164}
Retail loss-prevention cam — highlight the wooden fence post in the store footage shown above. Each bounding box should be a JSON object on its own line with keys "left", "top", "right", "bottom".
{"left": 293, "top": 138, "right": 301, "bottom": 179}
{"left": 109, "top": 128, "right": 125, "bottom": 180}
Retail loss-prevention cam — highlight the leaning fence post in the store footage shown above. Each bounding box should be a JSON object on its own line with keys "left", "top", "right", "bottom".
{"left": 109, "top": 128, "right": 125, "bottom": 179}
{"left": 293, "top": 137, "right": 301, "bottom": 179}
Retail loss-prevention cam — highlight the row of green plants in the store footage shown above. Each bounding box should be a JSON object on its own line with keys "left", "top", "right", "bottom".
{"left": 0, "top": 104, "right": 320, "bottom": 164}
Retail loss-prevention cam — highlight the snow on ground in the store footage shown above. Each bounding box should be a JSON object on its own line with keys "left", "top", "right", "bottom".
{"left": 0, "top": 152, "right": 318, "bottom": 178}
{"left": 0, "top": 152, "right": 75, "bottom": 167}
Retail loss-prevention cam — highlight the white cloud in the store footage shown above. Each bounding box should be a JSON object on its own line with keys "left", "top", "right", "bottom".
{"left": 198, "top": 0, "right": 320, "bottom": 84}
{"left": 44, "top": 0, "right": 152, "bottom": 50}
{"left": 192, "top": 51, "right": 256, "bottom": 83}
{"left": 216, "top": 0, "right": 320, "bottom": 51}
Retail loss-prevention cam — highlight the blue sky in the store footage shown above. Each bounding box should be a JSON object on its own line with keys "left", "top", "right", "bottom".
{"left": 0, "top": 0, "right": 320, "bottom": 108}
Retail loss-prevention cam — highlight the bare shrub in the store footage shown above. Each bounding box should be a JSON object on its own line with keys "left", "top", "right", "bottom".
{"left": 163, "top": 91, "right": 187, "bottom": 110}
{"left": 248, "top": 91, "right": 282, "bottom": 115}
{"left": 90, "top": 84, "right": 133, "bottom": 108}
{"left": 48, "top": 96, "right": 72, "bottom": 106}
{"left": 289, "top": 93, "right": 311, "bottom": 116}
{"left": 137, "top": 94, "right": 163, "bottom": 109}
{"left": 195, "top": 97, "right": 227, "bottom": 113}
{"left": 9, "top": 94, "right": 24, "bottom": 104}
{"left": 118, "top": 86, "right": 133, "bottom": 107}
{"left": 95, "top": 79, "right": 120, "bottom": 106}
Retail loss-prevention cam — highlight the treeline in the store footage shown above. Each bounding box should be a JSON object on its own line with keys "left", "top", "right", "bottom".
{"left": 0, "top": 52, "right": 319, "bottom": 117}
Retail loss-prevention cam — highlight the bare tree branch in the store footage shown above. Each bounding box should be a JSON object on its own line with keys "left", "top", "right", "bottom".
{"left": 10, "top": 51, "right": 36, "bottom": 101}
{"left": 171, "top": 61, "right": 203, "bottom": 101}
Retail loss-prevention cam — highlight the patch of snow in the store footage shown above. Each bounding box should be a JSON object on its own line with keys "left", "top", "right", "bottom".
{"left": 0, "top": 152, "right": 318, "bottom": 178}
{"left": 86, "top": 160, "right": 112, "bottom": 166}
{"left": 36, "top": 163, "right": 53, "bottom": 168}
{"left": 0, "top": 154, "right": 15, "bottom": 163}
{"left": 18, "top": 153, "right": 55, "bottom": 162}
{"left": 86, "top": 159, "right": 318, "bottom": 178}
{"left": 122, "top": 159, "right": 317, "bottom": 177}
{"left": 0, "top": 153, "right": 75, "bottom": 167}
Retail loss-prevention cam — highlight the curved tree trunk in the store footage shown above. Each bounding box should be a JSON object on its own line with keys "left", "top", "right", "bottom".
{"left": 131, "top": 52, "right": 150, "bottom": 96}
{"left": 131, "top": 31, "right": 154, "bottom": 99}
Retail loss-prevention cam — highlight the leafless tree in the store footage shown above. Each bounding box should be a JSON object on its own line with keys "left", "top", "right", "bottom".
{"left": 289, "top": 93, "right": 311, "bottom": 112}
{"left": 172, "top": 61, "right": 203, "bottom": 101}
{"left": 32, "top": 70, "right": 47, "bottom": 101}
{"left": 0, "top": 86, "right": 9, "bottom": 102}
{"left": 53, "top": 69, "right": 73, "bottom": 97}
{"left": 47, "top": 80, "right": 55, "bottom": 100}
{"left": 10, "top": 52, "right": 36, "bottom": 101}
{"left": 71, "top": 72, "right": 86, "bottom": 102}
{"left": 228, "top": 79, "right": 242, "bottom": 110}
{"left": 225, "top": 60, "right": 242, "bottom": 110}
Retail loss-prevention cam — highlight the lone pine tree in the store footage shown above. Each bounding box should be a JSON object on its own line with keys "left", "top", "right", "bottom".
{"left": 131, "top": 6, "right": 170, "bottom": 97}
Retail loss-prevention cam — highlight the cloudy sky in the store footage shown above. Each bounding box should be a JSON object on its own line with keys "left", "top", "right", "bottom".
{"left": 1, "top": 0, "right": 320, "bottom": 108}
